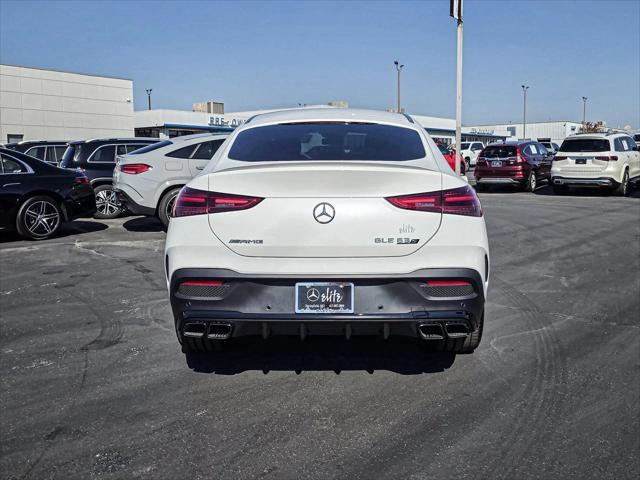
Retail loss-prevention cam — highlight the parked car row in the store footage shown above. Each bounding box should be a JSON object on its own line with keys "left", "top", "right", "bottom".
{"left": 473, "top": 132, "right": 640, "bottom": 195}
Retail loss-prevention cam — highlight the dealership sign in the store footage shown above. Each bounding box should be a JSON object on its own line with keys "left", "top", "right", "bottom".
{"left": 209, "top": 116, "right": 246, "bottom": 127}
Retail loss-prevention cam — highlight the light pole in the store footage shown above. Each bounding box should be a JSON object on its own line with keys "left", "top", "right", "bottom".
{"left": 521, "top": 85, "right": 529, "bottom": 140}
{"left": 394, "top": 60, "right": 404, "bottom": 113}
{"left": 146, "top": 89, "right": 153, "bottom": 110}
{"left": 582, "top": 96, "right": 588, "bottom": 125}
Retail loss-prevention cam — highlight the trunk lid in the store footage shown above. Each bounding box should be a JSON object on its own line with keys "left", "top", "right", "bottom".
{"left": 206, "top": 162, "right": 443, "bottom": 258}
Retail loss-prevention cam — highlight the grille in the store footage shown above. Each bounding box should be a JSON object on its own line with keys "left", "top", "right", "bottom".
{"left": 422, "top": 284, "right": 474, "bottom": 298}
{"left": 177, "top": 284, "right": 230, "bottom": 298}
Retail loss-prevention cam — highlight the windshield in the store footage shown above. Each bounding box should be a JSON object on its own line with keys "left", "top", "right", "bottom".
{"left": 460, "top": 143, "right": 470, "bottom": 149}
{"left": 227, "top": 122, "right": 426, "bottom": 162}
{"left": 480, "top": 145, "right": 518, "bottom": 158}
{"left": 129, "top": 140, "right": 171, "bottom": 155}
{"left": 559, "top": 138, "right": 610, "bottom": 152}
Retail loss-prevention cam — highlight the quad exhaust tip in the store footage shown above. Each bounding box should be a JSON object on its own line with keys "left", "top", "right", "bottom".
{"left": 183, "top": 321, "right": 233, "bottom": 340}
{"left": 418, "top": 322, "right": 470, "bottom": 340}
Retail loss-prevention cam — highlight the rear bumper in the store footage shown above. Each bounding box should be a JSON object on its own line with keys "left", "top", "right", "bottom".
{"left": 551, "top": 176, "right": 614, "bottom": 187}
{"left": 64, "top": 189, "right": 97, "bottom": 220}
{"left": 115, "top": 188, "right": 156, "bottom": 216}
{"left": 169, "top": 267, "right": 485, "bottom": 340}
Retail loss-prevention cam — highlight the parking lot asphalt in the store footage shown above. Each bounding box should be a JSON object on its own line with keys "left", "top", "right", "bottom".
{"left": 1, "top": 185, "right": 639, "bottom": 480}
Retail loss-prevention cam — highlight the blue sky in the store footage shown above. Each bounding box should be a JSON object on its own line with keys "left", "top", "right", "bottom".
{"left": 1, "top": 0, "right": 638, "bottom": 128}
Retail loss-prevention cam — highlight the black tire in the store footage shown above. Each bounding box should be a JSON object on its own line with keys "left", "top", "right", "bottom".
{"left": 552, "top": 184, "right": 569, "bottom": 195}
{"left": 16, "top": 195, "right": 63, "bottom": 240}
{"left": 524, "top": 171, "right": 537, "bottom": 192}
{"left": 615, "top": 169, "right": 630, "bottom": 197}
{"left": 158, "top": 187, "right": 182, "bottom": 229}
{"left": 465, "top": 157, "right": 471, "bottom": 171}
{"left": 420, "top": 311, "right": 484, "bottom": 354}
{"left": 94, "top": 184, "right": 124, "bottom": 219}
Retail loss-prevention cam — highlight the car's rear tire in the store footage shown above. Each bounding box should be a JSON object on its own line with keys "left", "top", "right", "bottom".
{"left": 525, "top": 171, "right": 537, "bottom": 192}
{"left": 16, "top": 195, "right": 63, "bottom": 240}
{"left": 94, "top": 184, "right": 124, "bottom": 219}
{"left": 615, "top": 169, "right": 630, "bottom": 197}
{"left": 465, "top": 157, "right": 471, "bottom": 170}
{"left": 158, "top": 187, "right": 182, "bottom": 229}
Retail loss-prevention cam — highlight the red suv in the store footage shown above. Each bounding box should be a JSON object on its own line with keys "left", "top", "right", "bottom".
{"left": 436, "top": 143, "right": 465, "bottom": 175}
{"left": 474, "top": 141, "right": 553, "bottom": 192}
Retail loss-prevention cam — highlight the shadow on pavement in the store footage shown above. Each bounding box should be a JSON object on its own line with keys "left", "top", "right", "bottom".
{"left": 184, "top": 336, "right": 457, "bottom": 375}
{"left": 123, "top": 216, "right": 165, "bottom": 232}
{"left": 0, "top": 220, "right": 108, "bottom": 244}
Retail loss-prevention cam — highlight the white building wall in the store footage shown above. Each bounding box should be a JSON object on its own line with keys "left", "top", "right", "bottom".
{"left": 0, "top": 64, "right": 134, "bottom": 143}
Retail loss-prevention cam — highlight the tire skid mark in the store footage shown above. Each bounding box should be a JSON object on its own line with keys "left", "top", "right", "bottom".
{"left": 478, "top": 276, "right": 567, "bottom": 479}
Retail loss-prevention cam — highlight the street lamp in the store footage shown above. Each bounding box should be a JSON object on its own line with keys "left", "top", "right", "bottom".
{"left": 521, "top": 85, "right": 529, "bottom": 140}
{"left": 394, "top": 60, "right": 404, "bottom": 113}
{"left": 146, "top": 89, "right": 153, "bottom": 110}
{"left": 582, "top": 96, "right": 588, "bottom": 125}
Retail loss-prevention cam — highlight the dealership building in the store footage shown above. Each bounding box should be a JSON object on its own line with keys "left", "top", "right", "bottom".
{"left": 464, "top": 120, "right": 585, "bottom": 145}
{"left": 134, "top": 105, "right": 507, "bottom": 144}
{"left": 0, "top": 64, "right": 134, "bottom": 143}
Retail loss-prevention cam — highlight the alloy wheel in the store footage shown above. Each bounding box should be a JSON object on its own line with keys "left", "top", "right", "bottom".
{"left": 24, "top": 200, "right": 60, "bottom": 237}
{"left": 96, "top": 188, "right": 121, "bottom": 216}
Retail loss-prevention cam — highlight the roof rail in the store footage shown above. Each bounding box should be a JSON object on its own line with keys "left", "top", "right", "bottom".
{"left": 401, "top": 113, "right": 415, "bottom": 124}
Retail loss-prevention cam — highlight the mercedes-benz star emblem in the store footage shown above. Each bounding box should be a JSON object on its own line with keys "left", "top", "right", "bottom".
{"left": 313, "top": 202, "right": 335, "bottom": 224}
{"left": 306, "top": 288, "right": 320, "bottom": 302}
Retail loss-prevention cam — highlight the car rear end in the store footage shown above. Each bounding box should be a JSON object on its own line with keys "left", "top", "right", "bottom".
{"left": 164, "top": 113, "right": 489, "bottom": 352}
{"left": 551, "top": 136, "right": 622, "bottom": 188}
{"left": 474, "top": 144, "right": 529, "bottom": 186}
{"left": 63, "top": 171, "right": 96, "bottom": 219}
{"left": 113, "top": 140, "right": 174, "bottom": 216}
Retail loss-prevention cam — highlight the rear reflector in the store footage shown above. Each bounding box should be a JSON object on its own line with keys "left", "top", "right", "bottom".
{"left": 120, "top": 163, "right": 152, "bottom": 174}
{"left": 426, "top": 280, "right": 471, "bottom": 286}
{"left": 554, "top": 156, "right": 567, "bottom": 161}
{"left": 173, "top": 187, "right": 263, "bottom": 217}
{"left": 181, "top": 280, "right": 224, "bottom": 287}
{"left": 386, "top": 185, "right": 482, "bottom": 217}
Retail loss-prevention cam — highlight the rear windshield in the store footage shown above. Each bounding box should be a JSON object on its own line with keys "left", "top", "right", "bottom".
{"left": 559, "top": 138, "right": 610, "bottom": 152}
{"left": 129, "top": 140, "right": 171, "bottom": 155}
{"left": 227, "top": 123, "right": 426, "bottom": 162}
{"left": 480, "top": 145, "right": 518, "bottom": 158}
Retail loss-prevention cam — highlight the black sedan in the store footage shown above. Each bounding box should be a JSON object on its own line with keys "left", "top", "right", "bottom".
{"left": 0, "top": 148, "right": 96, "bottom": 240}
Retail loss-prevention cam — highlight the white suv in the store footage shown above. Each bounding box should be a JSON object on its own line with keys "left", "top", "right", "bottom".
{"left": 551, "top": 133, "right": 639, "bottom": 196}
{"left": 459, "top": 142, "right": 484, "bottom": 168}
{"left": 113, "top": 133, "right": 229, "bottom": 227}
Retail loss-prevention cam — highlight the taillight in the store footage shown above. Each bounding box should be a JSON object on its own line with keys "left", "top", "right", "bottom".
{"left": 595, "top": 156, "right": 618, "bottom": 161}
{"left": 173, "top": 187, "right": 263, "bottom": 217}
{"left": 515, "top": 147, "right": 525, "bottom": 164}
{"left": 120, "top": 163, "right": 152, "bottom": 174}
{"left": 476, "top": 157, "right": 487, "bottom": 166}
{"left": 73, "top": 176, "right": 90, "bottom": 185}
{"left": 554, "top": 156, "right": 567, "bottom": 161}
{"left": 386, "top": 185, "right": 482, "bottom": 217}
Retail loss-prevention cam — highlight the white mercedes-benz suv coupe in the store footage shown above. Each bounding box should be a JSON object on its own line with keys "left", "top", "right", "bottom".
{"left": 113, "top": 133, "right": 229, "bottom": 227}
{"left": 165, "top": 109, "right": 489, "bottom": 354}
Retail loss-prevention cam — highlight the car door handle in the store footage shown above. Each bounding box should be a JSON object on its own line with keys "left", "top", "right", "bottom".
{"left": 195, "top": 166, "right": 204, "bottom": 170}
{"left": 2, "top": 182, "right": 20, "bottom": 187}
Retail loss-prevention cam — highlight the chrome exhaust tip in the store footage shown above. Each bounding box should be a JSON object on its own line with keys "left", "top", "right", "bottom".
{"left": 444, "top": 322, "right": 470, "bottom": 339}
{"left": 183, "top": 322, "right": 207, "bottom": 338}
{"left": 417, "top": 323, "right": 445, "bottom": 340}
{"left": 207, "top": 322, "right": 233, "bottom": 340}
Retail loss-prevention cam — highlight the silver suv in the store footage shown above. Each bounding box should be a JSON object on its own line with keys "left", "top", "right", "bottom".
{"left": 113, "top": 133, "right": 229, "bottom": 227}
